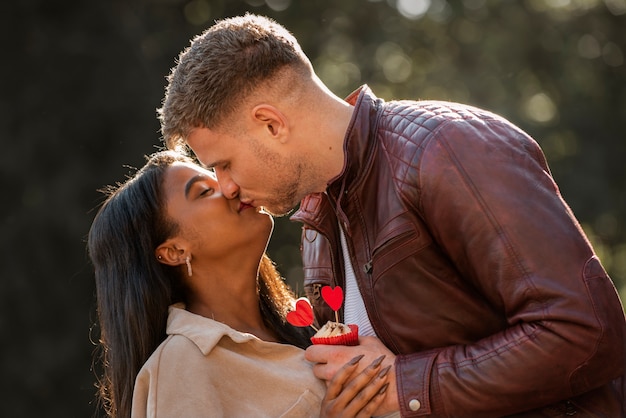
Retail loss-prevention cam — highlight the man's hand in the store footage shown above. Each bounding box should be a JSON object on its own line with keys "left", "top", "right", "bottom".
{"left": 306, "top": 336, "right": 400, "bottom": 416}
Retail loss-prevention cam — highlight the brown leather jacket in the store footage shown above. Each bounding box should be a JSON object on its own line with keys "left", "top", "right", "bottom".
{"left": 291, "top": 86, "right": 626, "bottom": 417}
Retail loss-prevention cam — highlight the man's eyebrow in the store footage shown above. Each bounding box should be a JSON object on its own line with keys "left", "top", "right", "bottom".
{"left": 184, "top": 175, "right": 210, "bottom": 199}
{"left": 203, "top": 159, "right": 227, "bottom": 169}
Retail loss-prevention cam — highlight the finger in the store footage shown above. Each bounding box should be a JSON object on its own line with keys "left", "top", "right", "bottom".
{"left": 344, "top": 366, "right": 391, "bottom": 417}
{"left": 305, "top": 344, "right": 344, "bottom": 364}
{"left": 341, "top": 354, "right": 385, "bottom": 393}
{"left": 324, "top": 354, "right": 364, "bottom": 399}
{"left": 311, "top": 349, "right": 360, "bottom": 381}
{"left": 354, "top": 383, "right": 389, "bottom": 418}
{"left": 320, "top": 355, "right": 366, "bottom": 418}
{"left": 312, "top": 361, "right": 335, "bottom": 382}
{"left": 327, "top": 356, "right": 388, "bottom": 416}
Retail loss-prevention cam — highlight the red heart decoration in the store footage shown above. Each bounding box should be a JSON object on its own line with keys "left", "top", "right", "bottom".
{"left": 286, "top": 298, "right": 314, "bottom": 327}
{"left": 322, "top": 286, "right": 343, "bottom": 312}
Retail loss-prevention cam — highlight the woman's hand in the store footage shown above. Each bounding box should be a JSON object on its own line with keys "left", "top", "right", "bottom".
{"left": 307, "top": 337, "right": 400, "bottom": 416}
{"left": 320, "top": 354, "right": 390, "bottom": 418}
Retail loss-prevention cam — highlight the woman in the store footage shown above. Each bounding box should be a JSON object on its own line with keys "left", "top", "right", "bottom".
{"left": 88, "top": 150, "right": 389, "bottom": 417}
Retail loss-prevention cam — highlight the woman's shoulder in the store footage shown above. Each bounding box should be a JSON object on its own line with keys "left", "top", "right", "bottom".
{"left": 132, "top": 335, "right": 223, "bottom": 417}
{"left": 140, "top": 333, "right": 203, "bottom": 375}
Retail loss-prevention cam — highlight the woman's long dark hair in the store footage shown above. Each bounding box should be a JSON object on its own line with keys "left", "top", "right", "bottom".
{"left": 88, "top": 150, "right": 312, "bottom": 418}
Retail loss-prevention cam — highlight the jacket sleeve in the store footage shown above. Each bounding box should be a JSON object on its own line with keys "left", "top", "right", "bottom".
{"left": 396, "top": 116, "right": 625, "bottom": 417}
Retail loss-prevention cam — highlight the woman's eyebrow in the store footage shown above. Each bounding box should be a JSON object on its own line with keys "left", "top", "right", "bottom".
{"left": 184, "top": 175, "right": 210, "bottom": 198}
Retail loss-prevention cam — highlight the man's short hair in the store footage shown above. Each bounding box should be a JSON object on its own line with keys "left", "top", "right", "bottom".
{"left": 158, "top": 13, "right": 310, "bottom": 149}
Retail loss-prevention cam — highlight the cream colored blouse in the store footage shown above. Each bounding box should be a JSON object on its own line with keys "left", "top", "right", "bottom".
{"left": 131, "top": 304, "right": 325, "bottom": 417}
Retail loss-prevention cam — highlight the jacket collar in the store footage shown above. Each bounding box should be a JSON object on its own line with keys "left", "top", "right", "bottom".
{"left": 166, "top": 303, "right": 260, "bottom": 355}
{"left": 328, "top": 84, "right": 382, "bottom": 197}
{"left": 292, "top": 85, "right": 382, "bottom": 227}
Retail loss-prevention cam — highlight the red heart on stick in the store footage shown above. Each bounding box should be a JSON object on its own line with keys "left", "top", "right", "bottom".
{"left": 322, "top": 286, "right": 344, "bottom": 312}
{"left": 286, "top": 298, "right": 314, "bottom": 327}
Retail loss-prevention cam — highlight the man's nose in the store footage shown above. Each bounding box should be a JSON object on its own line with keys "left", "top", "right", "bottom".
{"left": 215, "top": 169, "right": 239, "bottom": 199}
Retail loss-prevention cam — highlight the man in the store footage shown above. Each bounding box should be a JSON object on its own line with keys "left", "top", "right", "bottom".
{"left": 158, "top": 13, "right": 626, "bottom": 417}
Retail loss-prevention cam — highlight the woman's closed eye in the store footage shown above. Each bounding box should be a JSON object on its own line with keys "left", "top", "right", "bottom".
{"left": 199, "top": 187, "right": 214, "bottom": 197}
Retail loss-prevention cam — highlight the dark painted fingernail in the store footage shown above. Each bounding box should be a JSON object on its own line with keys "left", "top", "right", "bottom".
{"left": 378, "top": 365, "right": 391, "bottom": 378}
{"left": 349, "top": 354, "right": 365, "bottom": 365}
{"left": 371, "top": 355, "right": 386, "bottom": 368}
{"left": 378, "top": 383, "right": 389, "bottom": 395}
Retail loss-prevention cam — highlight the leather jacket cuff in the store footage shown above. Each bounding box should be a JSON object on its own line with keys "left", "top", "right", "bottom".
{"left": 396, "top": 350, "right": 437, "bottom": 416}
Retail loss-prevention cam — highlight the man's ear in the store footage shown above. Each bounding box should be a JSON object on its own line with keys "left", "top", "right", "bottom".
{"left": 251, "top": 104, "right": 289, "bottom": 143}
{"left": 155, "top": 239, "right": 187, "bottom": 267}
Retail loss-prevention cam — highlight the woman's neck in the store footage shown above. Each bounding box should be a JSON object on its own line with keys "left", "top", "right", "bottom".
{"left": 185, "top": 268, "right": 279, "bottom": 342}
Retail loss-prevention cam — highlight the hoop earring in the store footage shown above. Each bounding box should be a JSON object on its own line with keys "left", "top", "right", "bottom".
{"left": 185, "top": 256, "right": 193, "bottom": 277}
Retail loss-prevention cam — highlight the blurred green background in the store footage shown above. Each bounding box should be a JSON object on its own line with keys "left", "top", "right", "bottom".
{"left": 2, "top": 0, "right": 624, "bottom": 416}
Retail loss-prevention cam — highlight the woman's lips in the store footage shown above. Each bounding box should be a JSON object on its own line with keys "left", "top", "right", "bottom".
{"left": 239, "top": 202, "right": 254, "bottom": 212}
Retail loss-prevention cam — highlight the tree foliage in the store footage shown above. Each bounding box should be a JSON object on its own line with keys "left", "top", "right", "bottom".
{"left": 1, "top": 0, "right": 624, "bottom": 416}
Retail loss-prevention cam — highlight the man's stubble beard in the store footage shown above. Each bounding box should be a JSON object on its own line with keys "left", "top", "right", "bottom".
{"left": 263, "top": 160, "right": 309, "bottom": 217}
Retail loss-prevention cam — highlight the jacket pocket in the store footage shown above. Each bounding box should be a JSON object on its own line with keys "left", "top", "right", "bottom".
{"left": 370, "top": 222, "right": 421, "bottom": 280}
{"left": 279, "top": 389, "right": 322, "bottom": 418}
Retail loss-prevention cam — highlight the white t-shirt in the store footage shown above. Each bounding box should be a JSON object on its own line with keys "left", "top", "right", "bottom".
{"left": 340, "top": 226, "right": 376, "bottom": 337}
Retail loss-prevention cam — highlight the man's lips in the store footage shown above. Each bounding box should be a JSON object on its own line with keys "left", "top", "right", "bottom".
{"left": 238, "top": 202, "right": 254, "bottom": 212}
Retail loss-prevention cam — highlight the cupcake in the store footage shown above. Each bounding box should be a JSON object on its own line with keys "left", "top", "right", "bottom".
{"left": 310, "top": 321, "right": 359, "bottom": 346}
{"left": 286, "top": 286, "right": 360, "bottom": 346}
